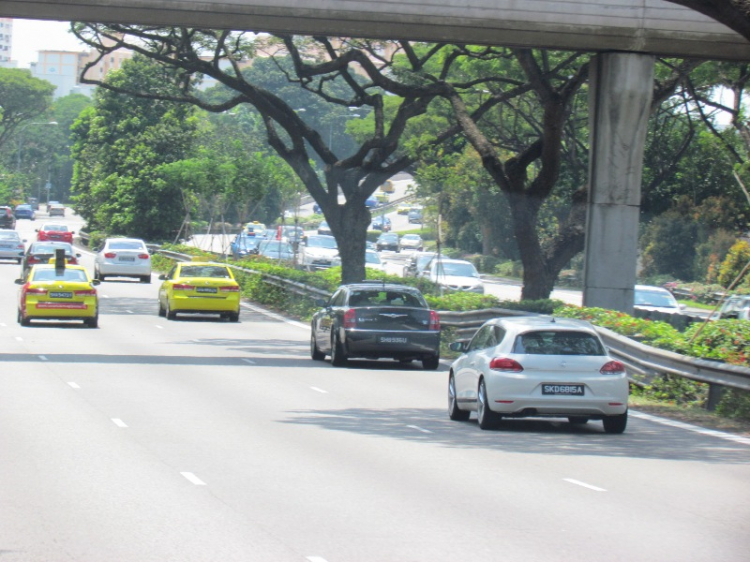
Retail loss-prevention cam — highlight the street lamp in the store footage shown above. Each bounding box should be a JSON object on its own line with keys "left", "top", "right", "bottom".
{"left": 16, "top": 121, "right": 58, "bottom": 172}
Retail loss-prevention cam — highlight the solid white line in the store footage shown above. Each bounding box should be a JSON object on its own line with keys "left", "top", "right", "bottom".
{"left": 38, "top": 355, "right": 48, "bottom": 361}
{"left": 103, "top": 294, "right": 110, "bottom": 299}
{"left": 181, "top": 472, "right": 206, "bottom": 486}
{"left": 127, "top": 310, "right": 134, "bottom": 314}
{"left": 241, "top": 301, "right": 308, "bottom": 329}
{"left": 111, "top": 418, "right": 128, "bottom": 428}
{"left": 407, "top": 425, "right": 432, "bottom": 434}
{"left": 564, "top": 478, "right": 606, "bottom": 492}
{"left": 155, "top": 325, "right": 163, "bottom": 329}
{"left": 242, "top": 358, "right": 256, "bottom": 365}
{"left": 67, "top": 382, "right": 80, "bottom": 389}
{"left": 306, "top": 557, "right": 330, "bottom": 562}
{"left": 631, "top": 410, "right": 750, "bottom": 446}
{"left": 310, "top": 386, "right": 328, "bottom": 394}
{"left": 0, "top": 323, "right": 6, "bottom": 327}
{"left": 15, "top": 337, "right": 22, "bottom": 342}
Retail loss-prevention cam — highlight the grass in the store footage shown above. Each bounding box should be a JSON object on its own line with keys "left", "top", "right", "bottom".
{"left": 628, "top": 395, "right": 750, "bottom": 436}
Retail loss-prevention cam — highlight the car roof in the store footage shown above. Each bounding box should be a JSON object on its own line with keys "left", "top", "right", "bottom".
{"left": 343, "top": 281, "right": 421, "bottom": 291}
{"left": 105, "top": 237, "right": 145, "bottom": 243}
{"left": 635, "top": 284, "right": 671, "bottom": 293}
{"left": 487, "top": 316, "right": 598, "bottom": 332}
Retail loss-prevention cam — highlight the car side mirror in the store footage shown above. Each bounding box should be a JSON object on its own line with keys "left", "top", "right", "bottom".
{"left": 158, "top": 274, "right": 166, "bottom": 280}
{"left": 14, "top": 278, "right": 24, "bottom": 285}
{"left": 91, "top": 279, "right": 101, "bottom": 286}
{"left": 449, "top": 341, "right": 467, "bottom": 353}
{"left": 75, "top": 253, "right": 81, "bottom": 258}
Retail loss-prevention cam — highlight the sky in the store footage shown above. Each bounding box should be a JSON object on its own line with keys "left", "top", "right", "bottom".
{"left": 12, "top": 19, "right": 87, "bottom": 68}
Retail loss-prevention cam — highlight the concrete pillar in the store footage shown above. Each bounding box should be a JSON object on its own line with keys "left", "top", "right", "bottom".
{"left": 583, "top": 53, "right": 655, "bottom": 313}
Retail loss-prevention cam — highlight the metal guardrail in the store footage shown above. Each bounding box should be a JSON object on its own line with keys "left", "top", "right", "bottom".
{"left": 156, "top": 249, "right": 750, "bottom": 406}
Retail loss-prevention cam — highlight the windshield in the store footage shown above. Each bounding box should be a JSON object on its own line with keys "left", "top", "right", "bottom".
{"left": 261, "top": 241, "right": 292, "bottom": 253}
{"left": 365, "top": 251, "right": 381, "bottom": 264}
{"left": 436, "top": 262, "right": 479, "bottom": 277}
{"left": 109, "top": 240, "right": 145, "bottom": 250}
{"left": 635, "top": 290, "right": 677, "bottom": 308}
{"left": 43, "top": 225, "right": 68, "bottom": 232}
{"left": 308, "top": 237, "right": 338, "bottom": 249}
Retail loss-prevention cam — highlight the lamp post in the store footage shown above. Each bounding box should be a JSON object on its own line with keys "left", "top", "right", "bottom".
{"left": 16, "top": 121, "right": 58, "bottom": 172}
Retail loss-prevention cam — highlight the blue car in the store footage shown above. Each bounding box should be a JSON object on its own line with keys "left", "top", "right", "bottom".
{"left": 230, "top": 233, "right": 259, "bottom": 259}
{"left": 365, "top": 197, "right": 378, "bottom": 209}
{"left": 14, "top": 204, "right": 36, "bottom": 221}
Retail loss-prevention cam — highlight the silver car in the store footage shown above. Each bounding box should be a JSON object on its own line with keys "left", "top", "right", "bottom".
{"left": 94, "top": 238, "right": 152, "bottom": 282}
{"left": 0, "top": 230, "right": 25, "bottom": 263}
{"left": 448, "top": 316, "right": 629, "bottom": 433}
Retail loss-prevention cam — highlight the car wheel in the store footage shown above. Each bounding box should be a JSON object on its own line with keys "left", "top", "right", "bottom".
{"left": 448, "top": 373, "right": 471, "bottom": 421}
{"left": 477, "top": 378, "right": 502, "bottom": 430}
{"left": 330, "top": 331, "right": 347, "bottom": 367}
{"left": 86, "top": 314, "right": 99, "bottom": 328}
{"left": 18, "top": 309, "right": 30, "bottom": 327}
{"left": 141, "top": 275, "right": 151, "bottom": 284}
{"left": 158, "top": 299, "right": 166, "bottom": 317}
{"left": 568, "top": 416, "right": 589, "bottom": 425}
{"left": 311, "top": 331, "right": 325, "bottom": 361}
{"left": 422, "top": 354, "right": 440, "bottom": 370}
{"left": 229, "top": 311, "right": 240, "bottom": 322}
{"left": 166, "top": 301, "right": 177, "bottom": 320}
{"left": 602, "top": 411, "right": 628, "bottom": 434}
{"left": 16, "top": 258, "right": 21, "bottom": 264}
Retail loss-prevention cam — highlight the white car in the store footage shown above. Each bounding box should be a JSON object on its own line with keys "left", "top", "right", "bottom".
{"left": 94, "top": 238, "right": 152, "bottom": 283}
{"left": 332, "top": 249, "right": 385, "bottom": 271}
{"left": 634, "top": 285, "right": 685, "bottom": 313}
{"left": 399, "top": 233, "right": 424, "bottom": 252}
{"left": 299, "top": 235, "right": 339, "bottom": 270}
{"left": 448, "top": 316, "right": 629, "bottom": 433}
{"left": 424, "top": 257, "right": 484, "bottom": 294}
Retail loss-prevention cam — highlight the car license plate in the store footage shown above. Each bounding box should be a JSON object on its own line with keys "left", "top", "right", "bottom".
{"left": 0, "top": 243, "right": 11, "bottom": 248}
{"left": 542, "top": 384, "right": 584, "bottom": 396}
{"left": 196, "top": 287, "right": 218, "bottom": 294}
{"left": 49, "top": 291, "right": 73, "bottom": 298}
{"left": 379, "top": 336, "right": 408, "bottom": 344}
{"left": 119, "top": 256, "right": 135, "bottom": 262}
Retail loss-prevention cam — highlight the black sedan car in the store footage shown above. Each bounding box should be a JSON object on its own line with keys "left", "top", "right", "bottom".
{"left": 310, "top": 282, "right": 441, "bottom": 369}
{"left": 21, "top": 241, "right": 81, "bottom": 278}
{"left": 376, "top": 232, "right": 400, "bottom": 252}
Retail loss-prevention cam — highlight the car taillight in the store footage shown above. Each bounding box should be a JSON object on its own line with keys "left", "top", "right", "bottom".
{"left": 219, "top": 285, "right": 240, "bottom": 292}
{"left": 104, "top": 252, "right": 117, "bottom": 258}
{"left": 173, "top": 283, "right": 195, "bottom": 290}
{"left": 489, "top": 357, "right": 524, "bottom": 372}
{"left": 343, "top": 308, "right": 357, "bottom": 329}
{"left": 16, "top": 244, "right": 24, "bottom": 250}
{"left": 429, "top": 310, "right": 440, "bottom": 330}
{"left": 137, "top": 253, "right": 149, "bottom": 259}
{"left": 25, "top": 286, "right": 47, "bottom": 295}
{"left": 600, "top": 361, "right": 625, "bottom": 375}
{"left": 74, "top": 289, "right": 97, "bottom": 296}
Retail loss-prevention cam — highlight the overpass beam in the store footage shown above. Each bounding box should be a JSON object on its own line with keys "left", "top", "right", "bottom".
{"left": 583, "top": 52, "right": 655, "bottom": 313}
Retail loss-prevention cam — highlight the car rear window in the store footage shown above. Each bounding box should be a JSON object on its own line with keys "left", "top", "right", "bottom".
{"left": 512, "top": 331, "right": 605, "bottom": 356}
{"left": 348, "top": 290, "right": 426, "bottom": 308}
{"left": 32, "top": 268, "right": 87, "bottom": 282}
{"left": 109, "top": 241, "right": 145, "bottom": 250}
{"left": 179, "top": 265, "right": 231, "bottom": 278}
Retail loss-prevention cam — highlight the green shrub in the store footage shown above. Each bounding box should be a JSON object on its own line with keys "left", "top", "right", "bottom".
{"left": 494, "top": 260, "right": 523, "bottom": 278}
{"left": 716, "top": 388, "right": 750, "bottom": 420}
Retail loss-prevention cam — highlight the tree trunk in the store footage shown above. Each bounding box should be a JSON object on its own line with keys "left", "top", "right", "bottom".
{"left": 327, "top": 202, "right": 371, "bottom": 284}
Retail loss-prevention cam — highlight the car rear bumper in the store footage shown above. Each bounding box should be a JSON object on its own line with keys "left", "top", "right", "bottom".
{"left": 99, "top": 262, "right": 151, "bottom": 276}
{"left": 342, "top": 329, "right": 440, "bottom": 359}
{"left": 169, "top": 294, "right": 240, "bottom": 313}
{"left": 24, "top": 300, "right": 97, "bottom": 319}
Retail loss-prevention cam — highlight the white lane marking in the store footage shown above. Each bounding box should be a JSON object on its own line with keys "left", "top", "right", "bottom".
{"left": 67, "top": 382, "right": 80, "bottom": 389}
{"left": 242, "top": 358, "right": 256, "bottom": 365}
{"left": 15, "top": 337, "right": 23, "bottom": 342}
{"left": 241, "top": 301, "right": 308, "bottom": 329}
{"left": 0, "top": 323, "right": 6, "bottom": 327}
{"left": 310, "top": 386, "right": 328, "bottom": 394}
{"left": 111, "top": 418, "right": 128, "bottom": 428}
{"left": 102, "top": 294, "right": 110, "bottom": 298}
{"left": 155, "top": 325, "right": 163, "bottom": 329}
{"left": 127, "top": 310, "right": 134, "bottom": 314}
{"left": 38, "top": 355, "right": 48, "bottom": 361}
{"left": 564, "top": 478, "right": 606, "bottom": 492}
{"left": 181, "top": 472, "right": 206, "bottom": 486}
{"left": 407, "top": 425, "right": 433, "bottom": 434}
{"left": 631, "top": 410, "right": 750, "bottom": 446}
{"left": 307, "top": 557, "right": 330, "bottom": 562}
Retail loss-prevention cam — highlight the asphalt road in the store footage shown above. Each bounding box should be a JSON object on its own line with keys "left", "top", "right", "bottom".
{"left": 1, "top": 211, "right": 749, "bottom": 561}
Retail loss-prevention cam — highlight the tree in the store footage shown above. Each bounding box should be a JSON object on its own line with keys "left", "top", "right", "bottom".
{"left": 0, "top": 68, "right": 55, "bottom": 151}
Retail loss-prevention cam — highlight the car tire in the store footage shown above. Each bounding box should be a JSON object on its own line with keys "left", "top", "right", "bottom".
{"left": 448, "top": 373, "right": 471, "bottom": 421}
{"left": 158, "top": 299, "right": 166, "bottom": 317}
{"left": 330, "top": 331, "right": 347, "bottom": 367}
{"left": 311, "top": 331, "right": 325, "bottom": 361}
{"left": 18, "top": 309, "right": 30, "bottom": 327}
{"left": 477, "top": 378, "right": 502, "bottom": 430}
{"left": 141, "top": 275, "right": 151, "bottom": 284}
{"left": 229, "top": 311, "right": 240, "bottom": 322}
{"left": 603, "top": 411, "right": 628, "bottom": 434}
{"left": 422, "top": 354, "right": 440, "bottom": 370}
{"left": 568, "top": 416, "right": 589, "bottom": 425}
{"left": 166, "top": 301, "right": 177, "bottom": 320}
{"left": 86, "top": 315, "right": 99, "bottom": 328}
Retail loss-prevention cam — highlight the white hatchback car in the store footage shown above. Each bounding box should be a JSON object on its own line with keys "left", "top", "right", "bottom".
{"left": 448, "top": 316, "right": 629, "bottom": 433}
{"left": 94, "top": 238, "right": 152, "bottom": 283}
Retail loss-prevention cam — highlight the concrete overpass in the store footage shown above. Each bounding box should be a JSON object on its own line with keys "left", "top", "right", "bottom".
{"left": 2, "top": 1, "right": 748, "bottom": 311}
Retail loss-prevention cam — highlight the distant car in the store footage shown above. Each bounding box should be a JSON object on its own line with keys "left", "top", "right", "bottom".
{"left": 21, "top": 241, "right": 80, "bottom": 279}
{"left": 365, "top": 197, "right": 378, "bottom": 209}
{"left": 310, "top": 282, "right": 441, "bottom": 369}
{"left": 94, "top": 238, "right": 152, "bottom": 283}
{"left": 407, "top": 208, "right": 423, "bottom": 224}
{"left": 46, "top": 200, "right": 60, "bottom": 213}
{"left": 317, "top": 220, "right": 332, "bottom": 235}
{"left": 0, "top": 206, "right": 16, "bottom": 229}
{"left": 332, "top": 249, "right": 386, "bottom": 271}
{"left": 712, "top": 295, "right": 750, "bottom": 321}
{"left": 633, "top": 285, "right": 685, "bottom": 314}
{"left": 425, "top": 257, "right": 484, "bottom": 294}
{"left": 396, "top": 203, "right": 413, "bottom": 215}
{"left": 16, "top": 261, "right": 100, "bottom": 328}
{"left": 36, "top": 223, "right": 74, "bottom": 244}
{"left": 158, "top": 261, "right": 240, "bottom": 321}
{"left": 299, "top": 234, "right": 339, "bottom": 270}
{"left": 257, "top": 239, "right": 295, "bottom": 262}
{"left": 399, "top": 233, "right": 423, "bottom": 252}
{"left": 278, "top": 225, "right": 305, "bottom": 244}
{"left": 28, "top": 197, "right": 39, "bottom": 211}
{"left": 448, "top": 316, "right": 629, "bottom": 433}
{"left": 376, "top": 232, "right": 399, "bottom": 252}
{"left": 0, "top": 230, "right": 25, "bottom": 263}
{"left": 48, "top": 204, "right": 65, "bottom": 217}
{"left": 244, "top": 221, "right": 266, "bottom": 237}
{"left": 14, "top": 204, "right": 35, "bottom": 221}
{"left": 230, "top": 233, "right": 259, "bottom": 259}
{"left": 313, "top": 203, "right": 322, "bottom": 214}
{"left": 371, "top": 215, "right": 392, "bottom": 231}
{"left": 405, "top": 251, "right": 436, "bottom": 277}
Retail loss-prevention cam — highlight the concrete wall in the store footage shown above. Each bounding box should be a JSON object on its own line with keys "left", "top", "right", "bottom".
{"left": 1, "top": 0, "right": 748, "bottom": 60}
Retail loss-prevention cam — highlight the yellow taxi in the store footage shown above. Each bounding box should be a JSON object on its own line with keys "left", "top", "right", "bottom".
{"left": 397, "top": 203, "right": 413, "bottom": 215}
{"left": 158, "top": 261, "right": 241, "bottom": 321}
{"left": 16, "top": 261, "right": 100, "bottom": 328}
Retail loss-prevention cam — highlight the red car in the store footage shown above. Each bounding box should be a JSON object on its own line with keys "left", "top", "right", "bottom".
{"left": 36, "top": 223, "right": 74, "bottom": 244}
